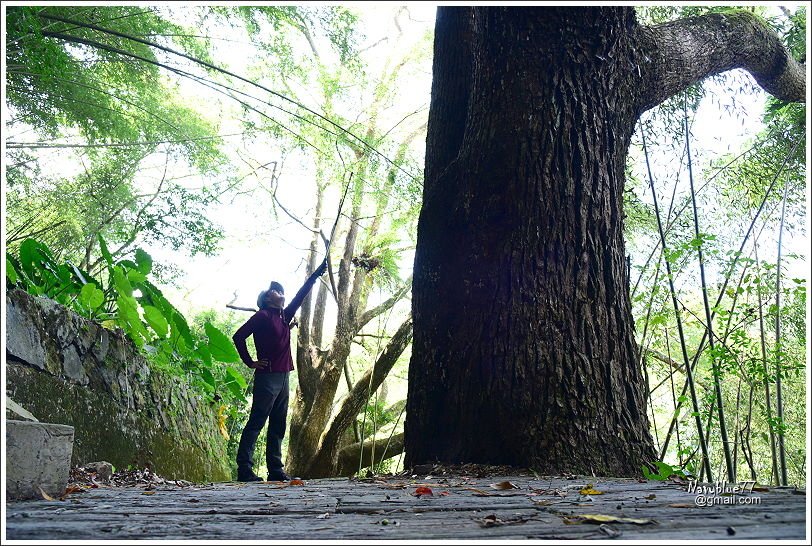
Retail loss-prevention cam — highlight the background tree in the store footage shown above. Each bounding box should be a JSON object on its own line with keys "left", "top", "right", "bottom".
{"left": 5, "top": 6, "right": 228, "bottom": 279}
{"left": 200, "top": 6, "right": 428, "bottom": 478}
{"left": 405, "top": 6, "right": 805, "bottom": 477}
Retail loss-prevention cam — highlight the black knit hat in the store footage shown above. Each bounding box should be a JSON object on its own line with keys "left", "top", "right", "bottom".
{"left": 269, "top": 281, "right": 284, "bottom": 294}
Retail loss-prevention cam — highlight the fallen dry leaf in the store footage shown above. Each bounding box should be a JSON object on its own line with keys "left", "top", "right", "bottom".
{"left": 478, "top": 514, "right": 531, "bottom": 528}
{"left": 438, "top": 491, "right": 450, "bottom": 496}
{"left": 414, "top": 486, "right": 433, "bottom": 497}
{"left": 142, "top": 491, "right": 156, "bottom": 495}
{"left": 38, "top": 487, "right": 56, "bottom": 501}
{"left": 580, "top": 486, "right": 604, "bottom": 495}
{"left": 478, "top": 514, "right": 503, "bottom": 528}
{"left": 63, "top": 485, "right": 85, "bottom": 495}
{"left": 465, "top": 487, "right": 492, "bottom": 496}
{"left": 490, "top": 480, "right": 519, "bottom": 490}
{"left": 289, "top": 479, "right": 305, "bottom": 486}
{"left": 566, "top": 514, "right": 655, "bottom": 525}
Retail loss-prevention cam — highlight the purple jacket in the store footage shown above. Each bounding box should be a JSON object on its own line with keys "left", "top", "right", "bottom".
{"left": 232, "top": 265, "right": 323, "bottom": 373}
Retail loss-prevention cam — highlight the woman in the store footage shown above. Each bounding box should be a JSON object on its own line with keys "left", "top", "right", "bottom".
{"left": 232, "top": 258, "right": 327, "bottom": 482}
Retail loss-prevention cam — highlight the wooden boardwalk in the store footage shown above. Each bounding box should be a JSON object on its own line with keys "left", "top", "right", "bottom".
{"left": 5, "top": 473, "right": 808, "bottom": 541}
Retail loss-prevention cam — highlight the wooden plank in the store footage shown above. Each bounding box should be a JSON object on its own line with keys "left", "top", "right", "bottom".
{"left": 5, "top": 476, "right": 806, "bottom": 540}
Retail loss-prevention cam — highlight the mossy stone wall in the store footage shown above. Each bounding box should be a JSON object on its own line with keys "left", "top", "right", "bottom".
{"left": 5, "top": 288, "right": 231, "bottom": 482}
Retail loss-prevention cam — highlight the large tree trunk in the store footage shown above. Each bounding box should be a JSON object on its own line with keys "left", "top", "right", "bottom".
{"left": 405, "top": 6, "right": 804, "bottom": 477}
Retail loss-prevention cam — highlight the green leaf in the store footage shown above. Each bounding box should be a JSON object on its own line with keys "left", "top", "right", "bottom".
{"left": 117, "top": 294, "right": 149, "bottom": 347}
{"left": 654, "top": 461, "right": 673, "bottom": 476}
{"left": 98, "top": 234, "right": 114, "bottom": 269}
{"left": 79, "top": 283, "right": 105, "bottom": 310}
{"left": 226, "top": 365, "right": 248, "bottom": 389}
{"left": 6, "top": 255, "right": 19, "bottom": 284}
{"left": 67, "top": 262, "right": 87, "bottom": 285}
{"left": 141, "top": 281, "right": 194, "bottom": 347}
{"left": 127, "top": 269, "right": 147, "bottom": 285}
{"left": 55, "top": 263, "right": 74, "bottom": 285}
{"left": 225, "top": 378, "right": 245, "bottom": 400}
{"left": 205, "top": 322, "right": 240, "bottom": 363}
{"left": 200, "top": 367, "right": 216, "bottom": 388}
{"left": 134, "top": 248, "right": 153, "bottom": 275}
{"left": 142, "top": 305, "right": 169, "bottom": 338}
{"left": 112, "top": 266, "right": 133, "bottom": 297}
{"left": 195, "top": 345, "right": 213, "bottom": 367}
{"left": 19, "top": 238, "right": 58, "bottom": 286}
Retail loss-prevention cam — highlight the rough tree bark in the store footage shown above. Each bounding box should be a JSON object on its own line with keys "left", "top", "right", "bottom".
{"left": 405, "top": 7, "right": 805, "bottom": 476}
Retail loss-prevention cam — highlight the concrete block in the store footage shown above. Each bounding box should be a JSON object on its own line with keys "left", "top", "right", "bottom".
{"left": 6, "top": 419, "right": 74, "bottom": 500}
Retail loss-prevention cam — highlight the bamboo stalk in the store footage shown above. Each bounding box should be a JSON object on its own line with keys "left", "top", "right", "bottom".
{"left": 739, "top": 380, "right": 758, "bottom": 482}
{"left": 665, "top": 327, "right": 684, "bottom": 468}
{"left": 699, "top": 395, "right": 716, "bottom": 483}
{"left": 732, "top": 376, "right": 742, "bottom": 483}
{"left": 642, "top": 341, "right": 660, "bottom": 452}
{"left": 638, "top": 254, "right": 664, "bottom": 453}
{"left": 755, "top": 245, "right": 780, "bottom": 486}
{"left": 641, "top": 126, "right": 712, "bottom": 480}
{"left": 683, "top": 103, "right": 734, "bottom": 481}
{"left": 631, "top": 124, "right": 782, "bottom": 301}
{"left": 774, "top": 178, "right": 790, "bottom": 486}
{"left": 654, "top": 139, "right": 799, "bottom": 462}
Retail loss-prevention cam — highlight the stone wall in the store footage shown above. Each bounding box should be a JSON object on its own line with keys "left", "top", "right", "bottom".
{"left": 5, "top": 288, "right": 231, "bottom": 482}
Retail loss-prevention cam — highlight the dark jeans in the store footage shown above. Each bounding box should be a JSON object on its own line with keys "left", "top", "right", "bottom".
{"left": 236, "top": 372, "right": 289, "bottom": 474}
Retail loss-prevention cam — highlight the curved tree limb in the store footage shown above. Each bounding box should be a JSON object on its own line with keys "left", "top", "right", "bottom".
{"left": 302, "top": 315, "right": 413, "bottom": 477}
{"left": 355, "top": 276, "right": 412, "bottom": 333}
{"left": 336, "top": 432, "right": 405, "bottom": 476}
{"left": 636, "top": 10, "right": 806, "bottom": 113}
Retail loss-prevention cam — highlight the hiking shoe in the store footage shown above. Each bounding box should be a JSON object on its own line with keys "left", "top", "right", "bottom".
{"left": 237, "top": 470, "right": 264, "bottom": 482}
{"left": 267, "top": 470, "right": 291, "bottom": 482}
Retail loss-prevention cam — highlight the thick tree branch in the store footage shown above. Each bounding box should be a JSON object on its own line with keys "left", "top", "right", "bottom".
{"left": 336, "top": 432, "right": 404, "bottom": 476}
{"left": 355, "top": 277, "right": 412, "bottom": 333}
{"left": 303, "top": 315, "right": 412, "bottom": 477}
{"left": 636, "top": 11, "right": 806, "bottom": 113}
